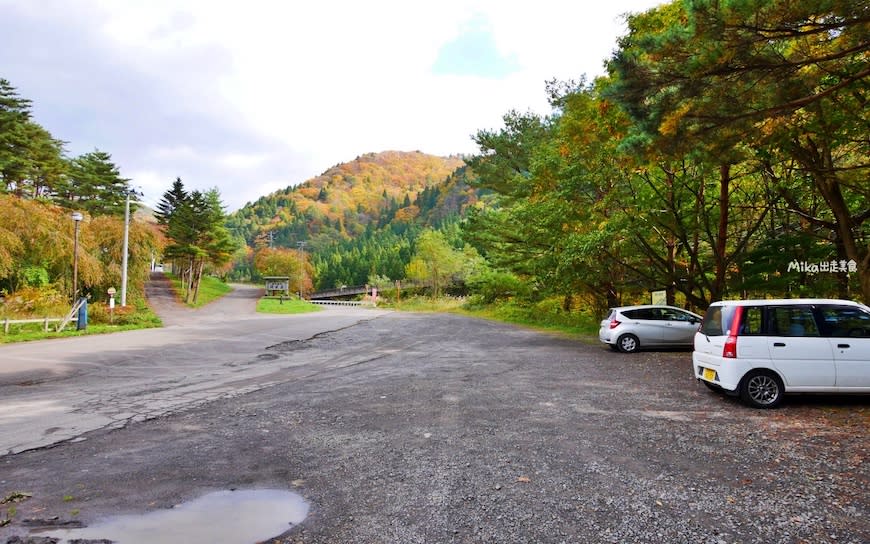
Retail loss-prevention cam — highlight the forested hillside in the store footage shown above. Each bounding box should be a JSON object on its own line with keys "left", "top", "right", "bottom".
{"left": 463, "top": 0, "right": 869, "bottom": 310}
{"left": 227, "top": 151, "right": 479, "bottom": 289}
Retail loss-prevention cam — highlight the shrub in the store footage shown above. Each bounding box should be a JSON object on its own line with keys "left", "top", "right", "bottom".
{"left": 87, "top": 300, "right": 158, "bottom": 326}
{"left": 1, "top": 286, "right": 68, "bottom": 318}
{"left": 21, "top": 266, "right": 50, "bottom": 288}
{"left": 466, "top": 270, "right": 529, "bottom": 304}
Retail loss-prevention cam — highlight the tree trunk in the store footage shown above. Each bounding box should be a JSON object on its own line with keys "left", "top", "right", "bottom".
{"left": 605, "top": 282, "right": 619, "bottom": 309}
{"left": 711, "top": 164, "right": 731, "bottom": 302}
{"left": 666, "top": 238, "right": 676, "bottom": 306}
{"left": 684, "top": 170, "right": 705, "bottom": 309}
{"left": 665, "top": 170, "right": 676, "bottom": 306}
{"left": 192, "top": 259, "right": 205, "bottom": 304}
{"left": 792, "top": 138, "right": 870, "bottom": 303}
{"left": 185, "top": 258, "right": 195, "bottom": 304}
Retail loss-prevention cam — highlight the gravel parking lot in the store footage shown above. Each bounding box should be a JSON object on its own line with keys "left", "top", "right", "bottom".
{"left": 1, "top": 311, "right": 868, "bottom": 543}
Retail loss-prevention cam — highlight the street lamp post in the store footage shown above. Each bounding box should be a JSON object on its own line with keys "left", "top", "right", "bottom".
{"left": 71, "top": 212, "right": 83, "bottom": 300}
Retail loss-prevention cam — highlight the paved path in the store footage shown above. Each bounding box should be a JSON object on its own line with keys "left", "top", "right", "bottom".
{"left": 0, "top": 279, "right": 390, "bottom": 455}
{"left": 144, "top": 272, "right": 264, "bottom": 326}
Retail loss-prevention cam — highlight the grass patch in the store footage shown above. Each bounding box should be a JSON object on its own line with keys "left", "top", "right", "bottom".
{"left": 166, "top": 273, "right": 233, "bottom": 308}
{"left": 382, "top": 295, "right": 466, "bottom": 313}
{"left": 257, "top": 297, "right": 322, "bottom": 315}
{"left": 0, "top": 299, "right": 162, "bottom": 344}
{"left": 460, "top": 301, "right": 599, "bottom": 340}
{"left": 386, "top": 296, "right": 600, "bottom": 341}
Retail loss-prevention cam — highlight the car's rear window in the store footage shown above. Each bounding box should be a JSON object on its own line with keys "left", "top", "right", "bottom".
{"left": 624, "top": 308, "right": 655, "bottom": 319}
{"left": 699, "top": 305, "right": 738, "bottom": 336}
{"left": 739, "top": 307, "right": 764, "bottom": 335}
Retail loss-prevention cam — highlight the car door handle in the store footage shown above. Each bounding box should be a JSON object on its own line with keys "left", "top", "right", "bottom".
{"left": 773, "top": 342, "right": 786, "bottom": 347}
{"left": 838, "top": 344, "right": 850, "bottom": 349}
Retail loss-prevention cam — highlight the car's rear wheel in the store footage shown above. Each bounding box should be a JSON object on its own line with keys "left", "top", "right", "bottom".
{"left": 616, "top": 334, "right": 639, "bottom": 353}
{"left": 739, "top": 370, "right": 784, "bottom": 409}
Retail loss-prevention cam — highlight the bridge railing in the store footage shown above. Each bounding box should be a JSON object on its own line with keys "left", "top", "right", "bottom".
{"left": 308, "top": 280, "right": 425, "bottom": 300}
{"left": 309, "top": 285, "right": 369, "bottom": 299}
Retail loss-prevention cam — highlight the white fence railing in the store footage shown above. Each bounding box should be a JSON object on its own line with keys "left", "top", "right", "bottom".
{"left": 4, "top": 298, "right": 86, "bottom": 334}
{"left": 3, "top": 316, "right": 77, "bottom": 334}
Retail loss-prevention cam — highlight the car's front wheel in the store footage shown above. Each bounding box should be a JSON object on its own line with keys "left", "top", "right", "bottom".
{"left": 616, "top": 334, "right": 640, "bottom": 353}
{"left": 739, "top": 370, "right": 784, "bottom": 409}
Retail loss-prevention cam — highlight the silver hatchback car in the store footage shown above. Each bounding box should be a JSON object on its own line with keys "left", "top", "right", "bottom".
{"left": 599, "top": 305, "right": 702, "bottom": 353}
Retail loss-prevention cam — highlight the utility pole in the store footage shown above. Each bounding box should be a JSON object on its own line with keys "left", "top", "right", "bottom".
{"left": 296, "top": 241, "right": 306, "bottom": 296}
{"left": 120, "top": 191, "right": 130, "bottom": 306}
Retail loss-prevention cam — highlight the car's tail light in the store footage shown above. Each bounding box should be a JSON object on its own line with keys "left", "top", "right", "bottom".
{"left": 722, "top": 306, "right": 744, "bottom": 359}
{"left": 723, "top": 335, "right": 738, "bottom": 358}
{"left": 609, "top": 319, "right": 621, "bottom": 329}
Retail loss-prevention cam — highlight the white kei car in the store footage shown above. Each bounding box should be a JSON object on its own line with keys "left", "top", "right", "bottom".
{"left": 693, "top": 298, "right": 870, "bottom": 408}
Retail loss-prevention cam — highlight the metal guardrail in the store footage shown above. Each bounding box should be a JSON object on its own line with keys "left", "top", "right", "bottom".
{"left": 309, "top": 300, "right": 364, "bottom": 306}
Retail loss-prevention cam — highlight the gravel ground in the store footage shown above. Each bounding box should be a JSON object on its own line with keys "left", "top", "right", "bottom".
{"left": 1, "top": 311, "right": 868, "bottom": 543}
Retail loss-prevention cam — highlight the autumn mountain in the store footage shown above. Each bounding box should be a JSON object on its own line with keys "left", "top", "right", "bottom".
{"left": 226, "top": 151, "right": 480, "bottom": 288}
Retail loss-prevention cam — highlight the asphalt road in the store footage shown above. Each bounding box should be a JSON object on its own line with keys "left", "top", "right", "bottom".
{"left": 0, "top": 280, "right": 390, "bottom": 454}
{"left": 1, "top": 285, "right": 868, "bottom": 543}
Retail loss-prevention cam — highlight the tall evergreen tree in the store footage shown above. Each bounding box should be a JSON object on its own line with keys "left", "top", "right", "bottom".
{"left": 22, "top": 123, "right": 68, "bottom": 199}
{"left": 57, "top": 150, "right": 134, "bottom": 216}
{"left": 155, "top": 177, "right": 188, "bottom": 226}
{"left": 159, "top": 181, "right": 238, "bottom": 303}
{"left": 0, "top": 79, "right": 68, "bottom": 198}
{"left": 0, "top": 79, "right": 32, "bottom": 194}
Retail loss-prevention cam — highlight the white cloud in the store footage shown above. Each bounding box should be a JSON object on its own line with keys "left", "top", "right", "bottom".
{"left": 217, "top": 152, "right": 272, "bottom": 169}
{"left": 126, "top": 169, "right": 169, "bottom": 209}
{"left": 151, "top": 146, "right": 201, "bottom": 161}
{"left": 2, "top": 0, "right": 663, "bottom": 210}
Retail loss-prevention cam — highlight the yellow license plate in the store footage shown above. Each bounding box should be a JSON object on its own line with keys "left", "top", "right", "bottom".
{"left": 703, "top": 368, "right": 716, "bottom": 381}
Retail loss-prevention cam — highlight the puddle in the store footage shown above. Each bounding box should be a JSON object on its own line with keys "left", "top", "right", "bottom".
{"left": 41, "top": 489, "right": 309, "bottom": 544}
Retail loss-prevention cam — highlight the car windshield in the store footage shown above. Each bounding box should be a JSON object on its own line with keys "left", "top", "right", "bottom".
{"left": 699, "top": 305, "right": 737, "bottom": 336}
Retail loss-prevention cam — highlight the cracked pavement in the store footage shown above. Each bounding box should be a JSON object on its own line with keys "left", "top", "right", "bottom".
{"left": 0, "top": 281, "right": 389, "bottom": 455}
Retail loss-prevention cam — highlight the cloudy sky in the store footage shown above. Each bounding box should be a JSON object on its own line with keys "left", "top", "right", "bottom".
{"left": 2, "top": 0, "right": 662, "bottom": 211}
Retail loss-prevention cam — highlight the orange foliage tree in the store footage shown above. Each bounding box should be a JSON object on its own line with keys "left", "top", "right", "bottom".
{"left": 253, "top": 247, "right": 313, "bottom": 296}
